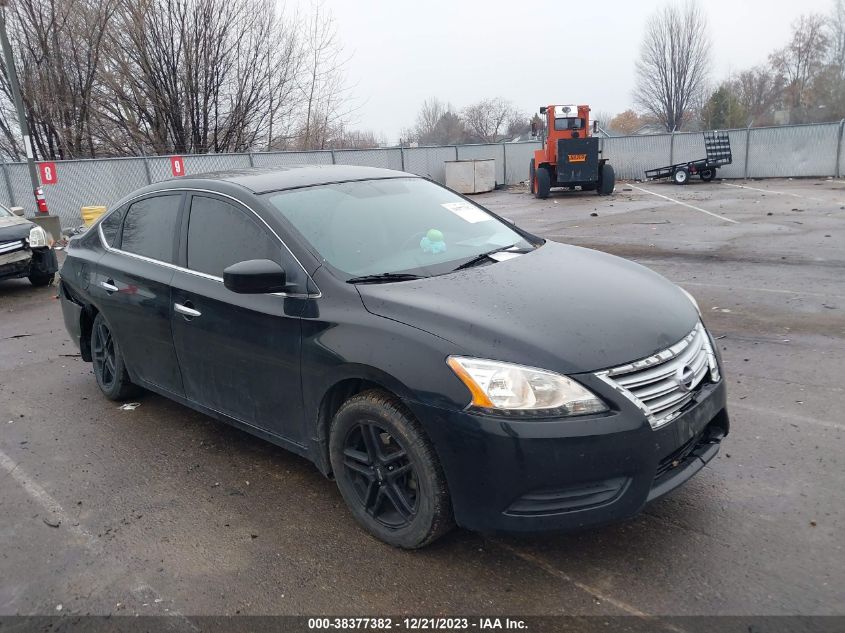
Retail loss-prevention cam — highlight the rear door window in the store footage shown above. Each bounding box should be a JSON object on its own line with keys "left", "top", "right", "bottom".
{"left": 120, "top": 195, "right": 182, "bottom": 263}
{"left": 186, "top": 195, "right": 280, "bottom": 278}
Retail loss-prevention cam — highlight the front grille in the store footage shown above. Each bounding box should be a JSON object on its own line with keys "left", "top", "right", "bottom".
{"left": 596, "top": 323, "right": 720, "bottom": 429}
{"left": 0, "top": 239, "right": 25, "bottom": 255}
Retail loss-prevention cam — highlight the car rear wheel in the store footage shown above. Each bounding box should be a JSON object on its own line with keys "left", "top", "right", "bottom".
{"left": 91, "top": 312, "right": 139, "bottom": 401}
{"left": 535, "top": 166, "right": 551, "bottom": 199}
{"left": 329, "top": 390, "right": 453, "bottom": 548}
{"left": 673, "top": 167, "right": 690, "bottom": 185}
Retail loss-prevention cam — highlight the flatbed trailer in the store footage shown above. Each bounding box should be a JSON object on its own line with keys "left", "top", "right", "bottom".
{"left": 644, "top": 131, "right": 732, "bottom": 184}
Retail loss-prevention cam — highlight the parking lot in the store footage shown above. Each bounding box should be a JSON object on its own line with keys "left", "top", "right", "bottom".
{"left": 1, "top": 178, "right": 843, "bottom": 619}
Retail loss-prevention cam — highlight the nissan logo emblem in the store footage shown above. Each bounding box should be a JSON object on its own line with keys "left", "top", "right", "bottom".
{"left": 675, "top": 364, "right": 696, "bottom": 392}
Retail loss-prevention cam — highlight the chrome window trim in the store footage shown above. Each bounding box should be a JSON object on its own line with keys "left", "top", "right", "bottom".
{"left": 97, "top": 187, "right": 321, "bottom": 299}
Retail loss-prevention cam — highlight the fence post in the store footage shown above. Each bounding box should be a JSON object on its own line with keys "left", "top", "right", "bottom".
{"left": 669, "top": 130, "right": 675, "bottom": 166}
{"left": 330, "top": 149, "right": 336, "bottom": 164}
{"left": 743, "top": 126, "right": 752, "bottom": 180}
{"left": 501, "top": 142, "right": 507, "bottom": 186}
{"left": 835, "top": 119, "right": 845, "bottom": 179}
{"left": 454, "top": 146, "right": 459, "bottom": 160}
{"left": 248, "top": 152, "right": 255, "bottom": 167}
{"left": 400, "top": 143, "right": 405, "bottom": 171}
{"left": 1, "top": 155, "right": 15, "bottom": 207}
{"left": 141, "top": 149, "right": 152, "bottom": 185}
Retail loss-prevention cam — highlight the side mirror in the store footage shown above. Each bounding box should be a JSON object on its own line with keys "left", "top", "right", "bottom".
{"left": 10, "top": 206, "right": 24, "bottom": 217}
{"left": 223, "top": 259, "right": 290, "bottom": 294}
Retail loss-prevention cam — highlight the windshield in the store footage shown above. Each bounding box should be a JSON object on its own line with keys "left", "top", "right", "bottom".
{"left": 554, "top": 117, "right": 584, "bottom": 131}
{"left": 0, "top": 204, "right": 13, "bottom": 218}
{"left": 265, "top": 178, "right": 536, "bottom": 278}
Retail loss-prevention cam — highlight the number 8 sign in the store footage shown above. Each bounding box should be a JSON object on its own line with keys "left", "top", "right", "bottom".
{"left": 39, "top": 162, "right": 58, "bottom": 185}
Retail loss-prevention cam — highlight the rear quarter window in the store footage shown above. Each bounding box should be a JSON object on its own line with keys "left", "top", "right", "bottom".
{"left": 120, "top": 195, "right": 182, "bottom": 263}
{"left": 99, "top": 207, "right": 126, "bottom": 247}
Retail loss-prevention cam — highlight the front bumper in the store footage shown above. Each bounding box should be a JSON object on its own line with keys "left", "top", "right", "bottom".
{"left": 406, "top": 378, "right": 728, "bottom": 533}
{"left": 0, "top": 246, "right": 57, "bottom": 281}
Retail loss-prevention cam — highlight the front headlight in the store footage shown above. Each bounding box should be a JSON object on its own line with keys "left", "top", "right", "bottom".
{"left": 447, "top": 356, "right": 608, "bottom": 417}
{"left": 679, "top": 287, "right": 700, "bottom": 315}
{"left": 27, "top": 225, "right": 48, "bottom": 248}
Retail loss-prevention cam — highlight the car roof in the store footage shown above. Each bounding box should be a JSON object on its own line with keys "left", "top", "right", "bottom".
{"left": 169, "top": 164, "right": 418, "bottom": 194}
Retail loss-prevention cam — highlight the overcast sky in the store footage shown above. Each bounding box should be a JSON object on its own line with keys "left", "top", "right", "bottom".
{"left": 285, "top": 0, "right": 836, "bottom": 143}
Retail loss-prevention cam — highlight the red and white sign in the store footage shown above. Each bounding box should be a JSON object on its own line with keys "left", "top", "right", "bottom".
{"left": 39, "top": 162, "right": 58, "bottom": 185}
{"left": 170, "top": 156, "right": 185, "bottom": 177}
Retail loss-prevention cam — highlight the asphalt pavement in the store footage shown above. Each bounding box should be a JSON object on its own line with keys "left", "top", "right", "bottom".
{"left": 1, "top": 177, "right": 843, "bottom": 622}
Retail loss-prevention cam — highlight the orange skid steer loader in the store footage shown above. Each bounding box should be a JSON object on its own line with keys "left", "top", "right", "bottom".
{"left": 530, "top": 104, "right": 615, "bottom": 198}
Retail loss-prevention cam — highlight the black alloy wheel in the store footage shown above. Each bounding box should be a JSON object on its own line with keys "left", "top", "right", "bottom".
{"left": 92, "top": 318, "right": 117, "bottom": 391}
{"left": 342, "top": 421, "right": 418, "bottom": 529}
{"left": 329, "top": 390, "right": 453, "bottom": 548}
{"left": 91, "top": 312, "right": 139, "bottom": 400}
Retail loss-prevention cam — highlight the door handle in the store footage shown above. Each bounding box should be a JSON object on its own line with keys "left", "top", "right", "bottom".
{"left": 100, "top": 280, "right": 118, "bottom": 293}
{"left": 174, "top": 302, "right": 202, "bottom": 319}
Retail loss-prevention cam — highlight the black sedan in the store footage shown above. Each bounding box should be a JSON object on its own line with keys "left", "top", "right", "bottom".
{"left": 0, "top": 203, "right": 58, "bottom": 286}
{"left": 59, "top": 166, "right": 729, "bottom": 548}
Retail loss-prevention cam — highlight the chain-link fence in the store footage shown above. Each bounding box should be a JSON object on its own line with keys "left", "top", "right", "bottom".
{"left": 3, "top": 120, "right": 843, "bottom": 228}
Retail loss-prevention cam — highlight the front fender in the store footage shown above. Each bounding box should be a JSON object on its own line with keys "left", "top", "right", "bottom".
{"left": 299, "top": 305, "right": 472, "bottom": 473}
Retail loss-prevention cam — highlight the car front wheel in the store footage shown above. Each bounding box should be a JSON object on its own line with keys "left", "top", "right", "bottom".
{"left": 329, "top": 390, "right": 453, "bottom": 548}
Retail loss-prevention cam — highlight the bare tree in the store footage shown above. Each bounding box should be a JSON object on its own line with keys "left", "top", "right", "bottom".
{"left": 414, "top": 98, "right": 447, "bottom": 143}
{"left": 732, "top": 67, "right": 784, "bottom": 125}
{"left": 0, "top": 0, "right": 117, "bottom": 159}
{"left": 769, "top": 14, "right": 829, "bottom": 115}
{"left": 462, "top": 97, "right": 518, "bottom": 143}
{"left": 408, "top": 99, "right": 467, "bottom": 145}
{"left": 295, "top": 1, "right": 353, "bottom": 150}
{"left": 634, "top": 1, "right": 711, "bottom": 131}
{"left": 90, "top": 0, "right": 312, "bottom": 155}
{"left": 829, "top": 0, "right": 845, "bottom": 73}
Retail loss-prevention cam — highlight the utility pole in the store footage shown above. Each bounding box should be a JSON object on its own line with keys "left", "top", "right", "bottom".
{"left": 0, "top": 1, "right": 48, "bottom": 215}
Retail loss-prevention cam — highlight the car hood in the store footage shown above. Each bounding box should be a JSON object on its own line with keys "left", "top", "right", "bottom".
{"left": 357, "top": 241, "right": 699, "bottom": 374}
{"left": 0, "top": 215, "right": 32, "bottom": 242}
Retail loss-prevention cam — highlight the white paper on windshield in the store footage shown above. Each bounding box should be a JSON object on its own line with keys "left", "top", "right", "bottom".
{"left": 441, "top": 201, "right": 492, "bottom": 224}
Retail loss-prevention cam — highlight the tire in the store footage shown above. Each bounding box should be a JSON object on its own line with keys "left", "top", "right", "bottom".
{"left": 28, "top": 273, "right": 54, "bottom": 287}
{"left": 329, "top": 389, "right": 453, "bottom": 549}
{"left": 91, "top": 312, "right": 140, "bottom": 401}
{"left": 673, "top": 167, "right": 690, "bottom": 185}
{"left": 598, "top": 163, "right": 615, "bottom": 195}
{"left": 700, "top": 168, "right": 715, "bottom": 182}
{"left": 535, "top": 165, "right": 551, "bottom": 199}
{"left": 529, "top": 159, "right": 536, "bottom": 194}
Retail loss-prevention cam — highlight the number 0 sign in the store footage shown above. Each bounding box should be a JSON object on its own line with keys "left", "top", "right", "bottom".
{"left": 170, "top": 156, "right": 185, "bottom": 177}
{"left": 39, "top": 162, "right": 58, "bottom": 185}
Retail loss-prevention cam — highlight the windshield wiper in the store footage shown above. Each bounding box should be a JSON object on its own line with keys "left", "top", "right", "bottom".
{"left": 346, "top": 272, "right": 426, "bottom": 284}
{"left": 452, "top": 244, "right": 531, "bottom": 271}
